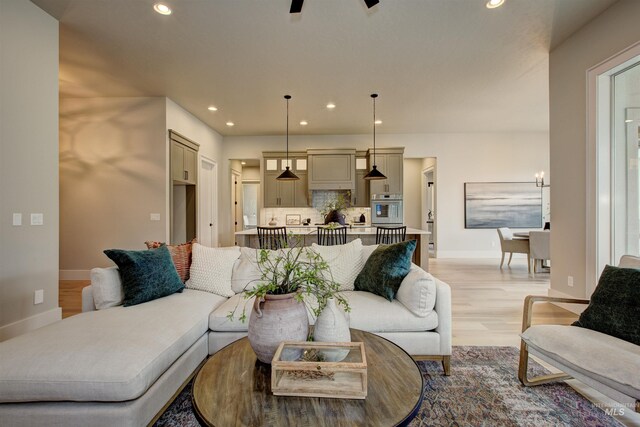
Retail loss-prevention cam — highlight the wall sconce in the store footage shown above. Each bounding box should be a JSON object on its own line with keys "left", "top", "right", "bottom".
{"left": 535, "top": 171, "right": 550, "bottom": 188}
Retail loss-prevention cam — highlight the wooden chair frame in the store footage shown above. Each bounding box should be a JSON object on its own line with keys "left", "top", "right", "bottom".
{"left": 316, "top": 226, "right": 348, "bottom": 246}
{"left": 257, "top": 226, "right": 288, "bottom": 250}
{"left": 375, "top": 226, "right": 407, "bottom": 245}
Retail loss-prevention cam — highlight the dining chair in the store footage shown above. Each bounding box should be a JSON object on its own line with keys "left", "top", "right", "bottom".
{"left": 376, "top": 226, "right": 407, "bottom": 245}
{"left": 257, "top": 226, "right": 288, "bottom": 250}
{"left": 529, "top": 230, "right": 550, "bottom": 273}
{"left": 497, "top": 227, "right": 531, "bottom": 273}
{"left": 316, "top": 226, "right": 348, "bottom": 246}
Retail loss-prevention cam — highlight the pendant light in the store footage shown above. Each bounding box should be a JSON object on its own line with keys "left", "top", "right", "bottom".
{"left": 364, "top": 93, "right": 386, "bottom": 180}
{"left": 276, "top": 95, "right": 299, "bottom": 181}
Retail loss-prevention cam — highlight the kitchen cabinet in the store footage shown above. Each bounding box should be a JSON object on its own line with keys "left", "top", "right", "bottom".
{"left": 169, "top": 130, "right": 199, "bottom": 244}
{"left": 262, "top": 153, "right": 309, "bottom": 207}
{"left": 307, "top": 149, "right": 356, "bottom": 190}
{"left": 353, "top": 153, "right": 369, "bottom": 207}
{"left": 367, "top": 148, "right": 404, "bottom": 195}
{"left": 171, "top": 139, "right": 198, "bottom": 185}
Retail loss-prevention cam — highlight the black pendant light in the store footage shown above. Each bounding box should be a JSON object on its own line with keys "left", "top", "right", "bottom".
{"left": 277, "top": 95, "right": 299, "bottom": 181}
{"left": 364, "top": 93, "right": 386, "bottom": 180}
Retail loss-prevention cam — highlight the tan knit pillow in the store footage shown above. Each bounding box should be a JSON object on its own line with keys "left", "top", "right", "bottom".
{"left": 144, "top": 239, "right": 196, "bottom": 283}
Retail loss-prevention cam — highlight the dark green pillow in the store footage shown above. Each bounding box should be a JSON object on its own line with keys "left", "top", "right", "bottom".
{"left": 354, "top": 240, "right": 417, "bottom": 301}
{"left": 104, "top": 245, "right": 184, "bottom": 307}
{"left": 572, "top": 265, "right": 640, "bottom": 346}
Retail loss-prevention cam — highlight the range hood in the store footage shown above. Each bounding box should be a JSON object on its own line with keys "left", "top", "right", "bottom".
{"left": 307, "top": 149, "right": 356, "bottom": 191}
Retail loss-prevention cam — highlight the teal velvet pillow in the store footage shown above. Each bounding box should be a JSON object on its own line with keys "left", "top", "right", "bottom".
{"left": 354, "top": 240, "right": 417, "bottom": 301}
{"left": 104, "top": 245, "right": 184, "bottom": 307}
{"left": 572, "top": 265, "right": 640, "bottom": 346}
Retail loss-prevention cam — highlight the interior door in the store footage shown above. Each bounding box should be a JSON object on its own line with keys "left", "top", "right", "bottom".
{"left": 199, "top": 158, "right": 217, "bottom": 247}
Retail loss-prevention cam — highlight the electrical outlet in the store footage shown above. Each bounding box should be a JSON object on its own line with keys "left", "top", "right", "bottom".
{"left": 491, "top": 241, "right": 496, "bottom": 248}
{"left": 567, "top": 276, "right": 574, "bottom": 287}
{"left": 30, "top": 213, "right": 43, "bottom": 226}
{"left": 34, "top": 289, "right": 44, "bottom": 305}
{"left": 150, "top": 213, "right": 161, "bottom": 221}
{"left": 12, "top": 213, "right": 22, "bottom": 226}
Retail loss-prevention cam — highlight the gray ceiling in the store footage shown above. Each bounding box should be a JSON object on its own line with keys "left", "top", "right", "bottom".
{"left": 32, "top": 0, "right": 618, "bottom": 136}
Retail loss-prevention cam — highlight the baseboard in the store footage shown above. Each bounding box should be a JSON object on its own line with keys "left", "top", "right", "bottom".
{"left": 548, "top": 289, "right": 587, "bottom": 315}
{"left": 436, "top": 250, "right": 526, "bottom": 259}
{"left": 0, "top": 307, "right": 62, "bottom": 342}
{"left": 59, "top": 270, "right": 91, "bottom": 280}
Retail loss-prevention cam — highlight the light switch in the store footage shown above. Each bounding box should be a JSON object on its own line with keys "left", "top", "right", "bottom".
{"left": 34, "top": 289, "right": 44, "bottom": 305}
{"left": 150, "top": 213, "right": 161, "bottom": 221}
{"left": 31, "top": 213, "right": 44, "bottom": 226}
{"left": 13, "top": 213, "right": 22, "bottom": 226}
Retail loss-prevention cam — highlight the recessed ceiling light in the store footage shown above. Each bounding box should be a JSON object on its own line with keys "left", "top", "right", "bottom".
{"left": 300, "top": 120, "right": 308, "bottom": 126}
{"left": 153, "top": 3, "right": 172, "bottom": 15}
{"left": 625, "top": 119, "right": 634, "bottom": 123}
{"left": 486, "top": 0, "right": 504, "bottom": 9}
{"left": 207, "top": 106, "right": 218, "bottom": 111}
{"left": 326, "top": 103, "right": 336, "bottom": 110}
{"left": 241, "top": 161, "right": 246, "bottom": 165}
{"left": 226, "top": 121, "right": 235, "bottom": 127}
{"left": 374, "top": 120, "right": 382, "bottom": 125}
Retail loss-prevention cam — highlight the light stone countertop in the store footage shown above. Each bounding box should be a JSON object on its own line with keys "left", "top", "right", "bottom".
{"left": 234, "top": 226, "right": 430, "bottom": 235}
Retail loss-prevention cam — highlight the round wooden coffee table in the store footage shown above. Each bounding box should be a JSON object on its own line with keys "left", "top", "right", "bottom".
{"left": 193, "top": 329, "right": 424, "bottom": 427}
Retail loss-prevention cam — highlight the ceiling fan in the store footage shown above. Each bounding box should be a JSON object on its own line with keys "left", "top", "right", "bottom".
{"left": 290, "top": 0, "right": 379, "bottom": 14}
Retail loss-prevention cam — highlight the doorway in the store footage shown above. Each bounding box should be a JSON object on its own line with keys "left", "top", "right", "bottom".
{"left": 588, "top": 43, "right": 640, "bottom": 296}
{"left": 422, "top": 158, "right": 437, "bottom": 257}
{"left": 199, "top": 157, "right": 218, "bottom": 247}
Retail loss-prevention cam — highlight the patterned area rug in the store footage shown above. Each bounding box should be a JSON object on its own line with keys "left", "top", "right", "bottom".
{"left": 155, "top": 346, "right": 622, "bottom": 427}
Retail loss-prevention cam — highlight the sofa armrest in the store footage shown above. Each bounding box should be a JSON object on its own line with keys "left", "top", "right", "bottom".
{"left": 434, "top": 279, "right": 452, "bottom": 356}
{"left": 82, "top": 285, "right": 96, "bottom": 312}
{"left": 521, "top": 295, "right": 589, "bottom": 332}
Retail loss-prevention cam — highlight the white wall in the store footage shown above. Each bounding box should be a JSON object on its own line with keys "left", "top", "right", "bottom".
{"left": 403, "top": 158, "right": 423, "bottom": 229}
{"left": 549, "top": 0, "right": 640, "bottom": 299}
{"left": 165, "top": 99, "right": 224, "bottom": 244}
{"left": 0, "top": 0, "right": 60, "bottom": 339}
{"left": 223, "top": 133, "right": 549, "bottom": 256}
{"left": 59, "top": 97, "right": 167, "bottom": 271}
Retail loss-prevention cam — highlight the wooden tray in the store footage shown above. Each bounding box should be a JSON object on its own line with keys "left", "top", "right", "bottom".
{"left": 271, "top": 341, "right": 367, "bottom": 399}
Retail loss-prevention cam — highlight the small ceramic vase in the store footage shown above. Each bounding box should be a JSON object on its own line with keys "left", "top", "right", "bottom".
{"left": 314, "top": 298, "right": 350, "bottom": 362}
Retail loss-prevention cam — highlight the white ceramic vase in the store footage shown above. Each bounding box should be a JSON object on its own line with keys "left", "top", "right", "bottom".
{"left": 314, "top": 297, "right": 350, "bottom": 362}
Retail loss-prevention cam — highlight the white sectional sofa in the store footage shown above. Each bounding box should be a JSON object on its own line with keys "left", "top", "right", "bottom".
{"left": 0, "top": 244, "right": 452, "bottom": 427}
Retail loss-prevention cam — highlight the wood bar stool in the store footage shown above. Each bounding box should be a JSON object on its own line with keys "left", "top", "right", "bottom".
{"left": 257, "top": 226, "right": 288, "bottom": 250}
{"left": 375, "top": 226, "right": 407, "bottom": 244}
{"left": 316, "top": 226, "right": 348, "bottom": 246}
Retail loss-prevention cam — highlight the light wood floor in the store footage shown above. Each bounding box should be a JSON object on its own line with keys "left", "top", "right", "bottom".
{"left": 58, "top": 258, "right": 639, "bottom": 426}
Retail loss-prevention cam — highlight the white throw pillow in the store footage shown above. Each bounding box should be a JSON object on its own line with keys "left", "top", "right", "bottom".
{"left": 361, "top": 244, "right": 379, "bottom": 263}
{"left": 396, "top": 264, "right": 436, "bottom": 317}
{"left": 90, "top": 266, "right": 123, "bottom": 310}
{"left": 311, "top": 239, "right": 364, "bottom": 291}
{"left": 231, "top": 247, "right": 263, "bottom": 294}
{"left": 186, "top": 244, "right": 240, "bottom": 297}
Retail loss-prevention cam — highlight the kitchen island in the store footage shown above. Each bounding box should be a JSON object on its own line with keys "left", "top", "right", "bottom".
{"left": 235, "top": 226, "right": 430, "bottom": 270}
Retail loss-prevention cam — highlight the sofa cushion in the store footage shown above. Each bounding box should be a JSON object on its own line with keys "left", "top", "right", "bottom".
{"left": 209, "top": 294, "right": 257, "bottom": 331}
{"left": 341, "top": 291, "right": 438, "bottom": 332}
{"left": 521, "top": 324, "right": 640, "bottom": 399}
{"left": 104, "top": 246, "right": 184, "bottom": 307}
{"left": 91, "top": 266, "right": 123, "bottom": 310}
{"left": 311, "top": 239, "right": 364, "bottom": 291}
{"left": 145, "top": 238, "right": 196, "bottom": 283}
{"left": 209, "top": 293, "right": 317, "bottom": 332}
{"left": 354, "top": 240, "right": 417, "bottom": 301}
{"left": 396, "top": 264, "right": 437, "bottom": 317}
{"left": 231, "top": 247, "right": 263, "bottom": 294}
{"left": 573, "top": 265, "right": 640, "bottom": 346}
{"left": 0, "top": 289, "right": 226, "bottom": 403}
{"left": 186, "top": 244, "right": 240, "bottom": 297}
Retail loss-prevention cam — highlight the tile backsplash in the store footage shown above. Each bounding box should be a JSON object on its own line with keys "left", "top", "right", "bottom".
{"left": 261, "top": 207, "right": 371, "bottom": 226}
